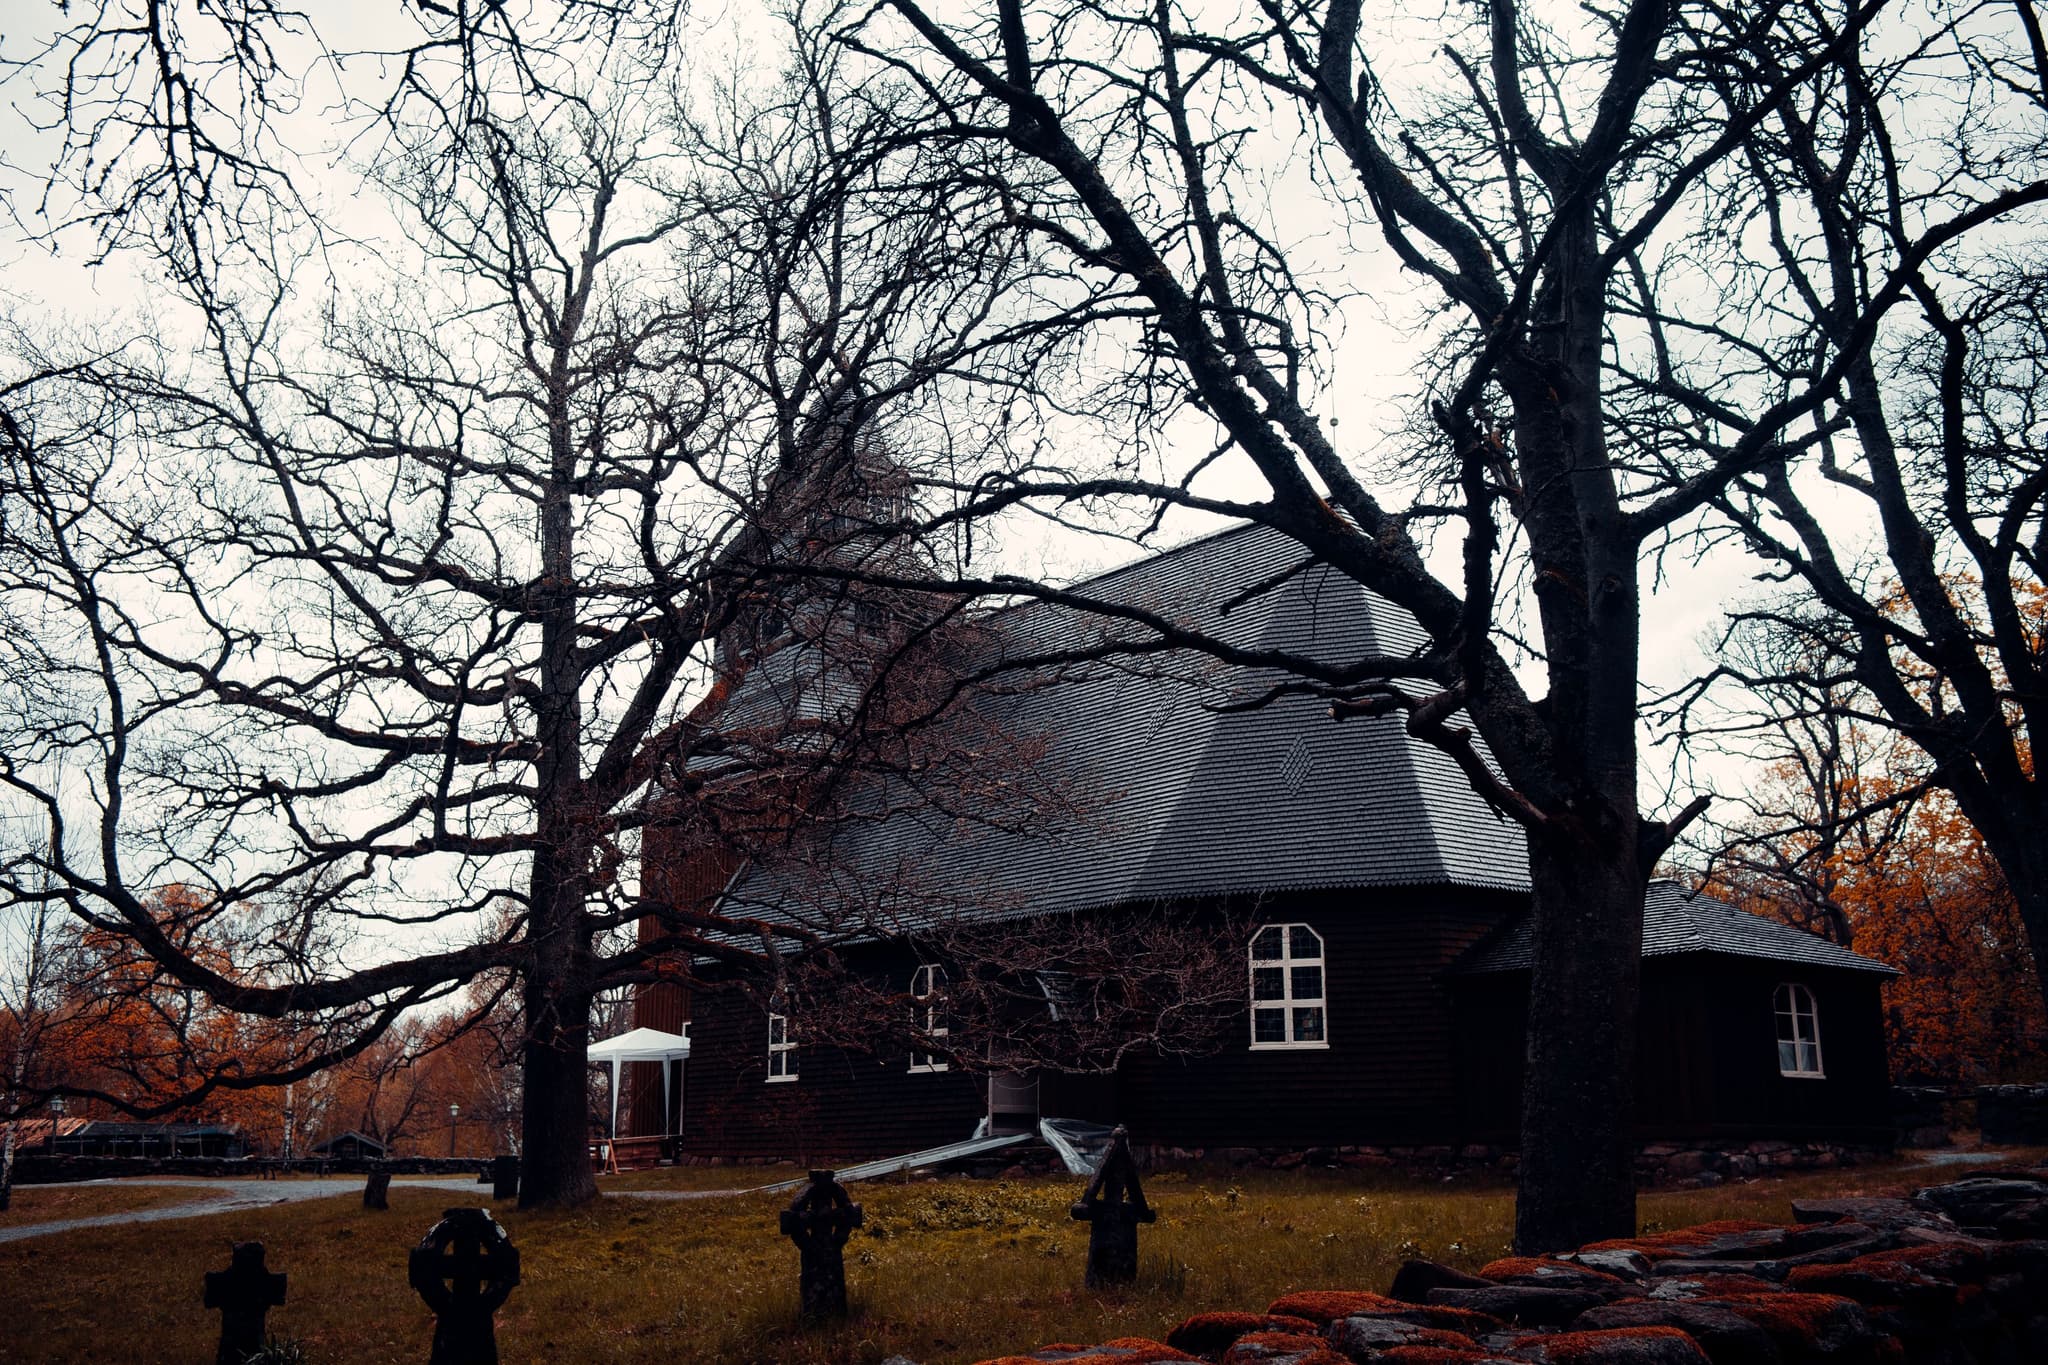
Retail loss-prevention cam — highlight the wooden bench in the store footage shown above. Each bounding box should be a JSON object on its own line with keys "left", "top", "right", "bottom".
{"left": 605, "top": 1135, "right": 669, "bottom": 1171}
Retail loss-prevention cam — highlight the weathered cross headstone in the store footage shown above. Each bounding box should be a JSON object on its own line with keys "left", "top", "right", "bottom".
{"left": 778, "top": 1169, "right": 864, "bottom": 1318}
{"left": 364, "top": 1165, "right": 392, "bottom": 1210}
{"left": 1070, "top": 1125, "right": 1156, "bottom": 1288}
{"left": 488, "top": 1155, "right": 519, "bottom": 1201}
{"left": 408, "top": 1207, "right": 521, "bottom": 1365}
{"left": 203, "top": 1241, "right": 287, "bottom": 1365}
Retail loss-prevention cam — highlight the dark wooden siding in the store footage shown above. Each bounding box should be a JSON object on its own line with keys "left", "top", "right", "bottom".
{"left": 1451, "top": 957, "right": 1892, "bottom": 1144}
{"left": 1701, "top": 962, "right": 1890, "bottom": 1139}
{"left": 623, "top": 818, "right": 735, "bottom": 1137}
{"left": 1116, "top": 888, "right": 1513, "bottom": 1148}
{"left": 668, "top": 886, "right": 1518, "bottom": 1159}
{"left": 674, "top": 940, "right": 985, "bottom": 1163}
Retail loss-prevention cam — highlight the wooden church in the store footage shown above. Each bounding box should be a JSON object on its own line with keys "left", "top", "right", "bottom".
{"left": 626, "top": 520, "right": 1896, "bottom": 1165}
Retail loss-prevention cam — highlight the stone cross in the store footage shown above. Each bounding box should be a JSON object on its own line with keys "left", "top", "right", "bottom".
{"left": 364, "top": 1165, "right": 391, "bottom": 1210}
{"left": 203, "top": 1241, "right": 287, "bottom": 1365}
{"left": 1070, "top": 1125, "right": 1156, "bottom": 1288}
{"left": 778, "top": 1169, "right": 864, "bottom": 1318}
{"left": 408, "top": 1207, "right": 521, "bottom": 1365}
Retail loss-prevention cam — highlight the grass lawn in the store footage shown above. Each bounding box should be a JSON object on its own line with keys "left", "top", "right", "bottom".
{"left": 0, "top": 1181, "right": 217, "bottom": 1228}
{"left": 0, "top": 1158, "right": 1997, "bottom": 1365}
{"left": 599, "top": 1162, "right": 807, "bottom": 1192}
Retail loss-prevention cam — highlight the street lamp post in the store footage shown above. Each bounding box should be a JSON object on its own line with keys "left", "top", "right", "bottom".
{"left": 447, "top": 1103, "right": 459, "bottom": 1158}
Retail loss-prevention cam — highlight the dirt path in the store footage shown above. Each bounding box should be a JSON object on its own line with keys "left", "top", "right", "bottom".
{"left": 12, "top": 1147, "right": 2008, "bottom": 1245}
{"left": 0, "top": 1175, "right": 747, "bottom": 1244}
{"left": 0, "top": 1176, "right": 486, "bottom": 1244}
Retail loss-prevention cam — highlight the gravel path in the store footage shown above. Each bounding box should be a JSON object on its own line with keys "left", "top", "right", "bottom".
{"left": 0, "top": 1176, "right": 486, "bottom": 1244}
{"left": 0, "top": 1176, "right": 745, "bottom": 1244}
{"left": 11, "top": 1147, "right": 2012, "bottom": 1244}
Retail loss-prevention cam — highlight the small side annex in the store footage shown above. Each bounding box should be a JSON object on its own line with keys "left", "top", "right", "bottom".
{"left": 1452, "top": 881, "right": 1898, "bottom": 1149}
{"left": 628, "top": 522, "right": 1897, "bottom": 1166}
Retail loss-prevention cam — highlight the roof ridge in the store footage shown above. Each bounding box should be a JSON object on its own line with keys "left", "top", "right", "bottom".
{"left": 1334, "top": 570, "right": 1458, "bottom": 884}
{"left": 976, "top": 519, "right": 1276, "bottom": 625}
{"left": 1667, "top": 885, "right": 1711, "bottom": 952}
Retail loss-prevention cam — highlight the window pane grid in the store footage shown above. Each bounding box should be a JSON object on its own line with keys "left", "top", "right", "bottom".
{"left": 910, "top": 965, "right": 948, "bottom": 1072}
{"left": 1773, "top": 983, "right": 1823, "bottom": 1077}
{"left": 767, "top": 1009, "right": 797, "bottom": 1082}
{"left": 1248, "top": 922, "right": 1328, "bottom": 1049}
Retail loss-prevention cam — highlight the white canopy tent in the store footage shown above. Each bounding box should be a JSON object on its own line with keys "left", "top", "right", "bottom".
{"left": 587, "top": 1026, "right": 691, "bottom": 1140}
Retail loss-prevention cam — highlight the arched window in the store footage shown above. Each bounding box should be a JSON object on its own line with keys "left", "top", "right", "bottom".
{"left": 1774, "top": 983, "right": 1823, "bottom": 1077}
{"left": 766, "top": 1007, "right": 798, "bottom": 1083}
{"left": 909, "top": 965, "right": 949, "bottom": 1073}
{"left": 1250, "top": 924, "right": 1328, "bottom": 1049}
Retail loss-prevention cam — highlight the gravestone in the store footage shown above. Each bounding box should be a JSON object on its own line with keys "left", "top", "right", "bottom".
{"left": 488, "top": 1155, "right": 519, "bottom": 1201}
{"left": 364, "top": 1166, "right": 392, "bottom": 1210}
{"left": 203, "top": 1241, "right": 287, "bottom": 1365}
{"left": 1070, "top": 1125, "right": 1156, "bottom": 1288}
{"left": 408, "top": 1207, "right": 521, "bottom": 1365}
{"left": 778, "top": 1169, "right": 864, "bottom": 1318}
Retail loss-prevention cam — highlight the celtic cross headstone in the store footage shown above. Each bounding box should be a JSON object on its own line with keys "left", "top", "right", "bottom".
{"left": 407, "top": 1207, "right": 521, "bottom": 1365}
{"left": 778, "top": 1169, "right": 864, "bottom": 1318}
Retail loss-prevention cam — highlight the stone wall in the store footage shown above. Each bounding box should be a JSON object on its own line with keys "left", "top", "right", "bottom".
{"left": 8, "top": 1153, "right": 489, "bottom": 1184}
{"left": 1889, "top": 1086, "right": 1952, "bottom": 1149}
{"left": 949, "top": 1167, "right": 2048, "bottom": 1365}
{"left": 1976, "top": 1084, "right": 2048, "bottom": 1145}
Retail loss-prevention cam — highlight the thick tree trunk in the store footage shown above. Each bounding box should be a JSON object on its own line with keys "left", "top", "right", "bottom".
{"left": 517, "top": 915, "right": 598, "bottom": 1209}
{"left": 1505, "top": 197, "right": 1645, "bottom": 1252}
{"left": 516, "top": 336, "right": 596, "bottom": 1211}
{"left": 2014, "top": 876, "right": 2048, "bottom": 1024}
{"left": 1957, "top": 802, "right": 2048, "bottom": 1022}
{"left": 1516, "top": 837, "right": 1644, "bottom": 1253}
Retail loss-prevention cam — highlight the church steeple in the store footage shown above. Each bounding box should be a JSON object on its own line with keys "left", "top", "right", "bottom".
{"left": 710, "top": 390, "right": 928, "bottom": 680}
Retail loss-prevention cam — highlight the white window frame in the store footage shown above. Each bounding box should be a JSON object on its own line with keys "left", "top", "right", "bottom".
{"left": 766, "top": 1009, "right": 798, "bottom": 1083}
{"left": 1774, "top": 982, "right": 1824, "bottom": 1078}
{"left": 1248, "top": 923, "right": 1330, "bottom": 1051}
{"left": 909, "top": 965, "right": 949, "bottom": 1073}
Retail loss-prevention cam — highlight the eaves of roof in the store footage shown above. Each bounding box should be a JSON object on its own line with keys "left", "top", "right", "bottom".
{"left": 1452, "top": 878, "right": 1897, "bottom": 977}
{"left": 710, "top": 521, "right": 1533, "bottom": 936}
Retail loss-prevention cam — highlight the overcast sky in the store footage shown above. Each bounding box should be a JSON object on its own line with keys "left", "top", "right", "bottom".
{"left": 0, "top": 0, "right": 1895, "bottom": 887}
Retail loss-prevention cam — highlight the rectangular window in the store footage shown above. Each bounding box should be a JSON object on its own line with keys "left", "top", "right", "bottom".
{"left": 1774, "top": 983, "right": 1823, "bottom": 1078}
{"left": 1249, "top": 923, "right": 1329, "bottom": 1050}
{"left": 909, "top": 965, "right": 948, "bottom": 1072}
{"left": 767, "top": 1010, "right": 797, "bottom": 1083}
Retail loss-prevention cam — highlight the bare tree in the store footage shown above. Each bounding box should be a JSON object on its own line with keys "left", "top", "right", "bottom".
{"left": 831, "top": 0, "right": 2046, "bottom": 1249}
{"left": 0, "top": 869, "right": 63, "bottom": 1211}
{"left": 0, "top": 10, "right": 1052, "bottom": 1206}
{"left": 1682, "top": 622, "right": 1931, "bottom": 948}
{"left": 1652, "top": 0, "right": 2048, "bottom": 1019}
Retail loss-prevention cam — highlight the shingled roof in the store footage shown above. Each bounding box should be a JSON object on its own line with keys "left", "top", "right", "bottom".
{"left": 714, "top": 520, "right": 1531, "bottom": 935}
{"left": 1454, "top": 879, "right": 1897, "bottom": 975}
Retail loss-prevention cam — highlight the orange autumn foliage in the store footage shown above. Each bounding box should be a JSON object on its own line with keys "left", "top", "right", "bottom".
{"left": 1713, "top": 765, "right": 2048, "bottom": 1085}
{"left": 43, "top": 886, "right": 300, "bottom": 1139}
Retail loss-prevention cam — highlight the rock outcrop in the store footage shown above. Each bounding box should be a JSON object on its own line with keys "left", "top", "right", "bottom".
{"left": 967, "top": 1168, "right": 2048, "bottom": 1365}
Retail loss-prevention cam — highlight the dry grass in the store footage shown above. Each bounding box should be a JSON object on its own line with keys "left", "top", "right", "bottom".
{"left": 0, "top": 1157, "right": 1997, "bottom": 1365}
{"left": 0, "top": 1180, "right": 213, "bottom": 1228}
{"left": 599, "top": 1163, "right": 806, "bottom": 1192}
